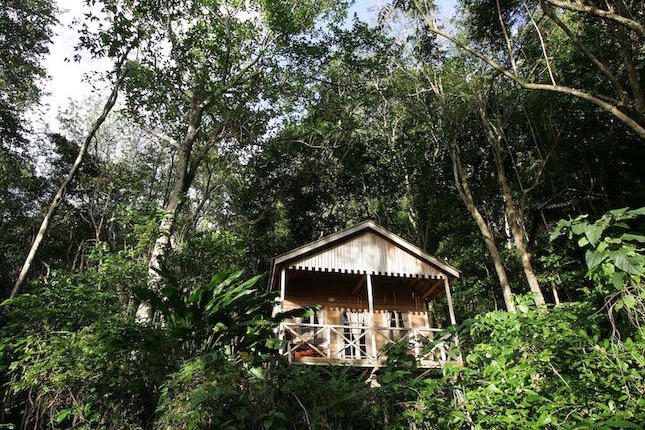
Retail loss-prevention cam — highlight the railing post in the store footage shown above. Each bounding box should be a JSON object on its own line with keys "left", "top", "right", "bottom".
{"left": 327, "top": 325, "right": 331, "bottom": 359}
{"left": 366, "top": 273, "right": 377, "bottom": 361}
{"left": 287, "top": 338, "right": 292, "bottom": 365}
{"left": 413, "top": 329, "right": 420, "bottom": 358}
{"left": 280, "top": 268, "right": 286, "bottom": 309}
{"left": 278, "top": 322, "right": 284, "bottom": 356}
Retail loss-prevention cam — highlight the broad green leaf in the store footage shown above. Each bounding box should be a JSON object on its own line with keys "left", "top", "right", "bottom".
{"left": 622, "top": 295, "right": 636, "bottom": 309}
{"left": 571, "top": 223, "right": 588, "bottom": 235}
{"left": 585, "top": 250, "right": 607, "bottom": 272}
{"left": 610, "top": 271, "right": 625, "bottom": 289}
{"left": 603, "top": 419, "right": 642, "bottom": 429}
{"left": 613, "top": 253, "right": 642, "bottom": 275}
{"left": 620, "top": 233, "right": 645, "bottom": 243}
{"left": 584, "top": 225, "right": 605, "bottom": 245}
{"left": 626, "top": 207, "right": 645, "bottom": 216}
{"left": 608, "top": 207, "right": 629, "bottom": 217}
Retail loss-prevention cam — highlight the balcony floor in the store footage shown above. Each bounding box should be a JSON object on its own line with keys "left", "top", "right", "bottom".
{"left": 291, "top": 356, "right": 463, "bottom": 368}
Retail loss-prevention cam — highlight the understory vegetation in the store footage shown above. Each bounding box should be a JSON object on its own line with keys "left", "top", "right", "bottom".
{"left": 1, "top": 0, "right": 644, "bottom": 428}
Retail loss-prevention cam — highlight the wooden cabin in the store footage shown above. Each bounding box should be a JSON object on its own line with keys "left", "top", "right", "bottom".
{"left": 269, "top": 221, "right": 462, "bottom": 368}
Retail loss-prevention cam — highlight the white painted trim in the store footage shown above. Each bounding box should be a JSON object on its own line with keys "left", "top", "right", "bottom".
{"left": 366, "top": 274, "right": 377, "bottom": 359}
{"left": 444, "top": 277, "right": 457, "bottom": 326}
{"left": 280, "top": 268, "right": 286, "bottom": 305}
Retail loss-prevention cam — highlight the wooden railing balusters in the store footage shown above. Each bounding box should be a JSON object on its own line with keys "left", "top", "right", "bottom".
{"left": 279, "top": 322, "right": 461, "bottom": 367}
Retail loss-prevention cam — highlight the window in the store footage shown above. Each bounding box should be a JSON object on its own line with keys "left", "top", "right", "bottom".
{"left": 389, "top": 310, "right": 407, "bottom": 341}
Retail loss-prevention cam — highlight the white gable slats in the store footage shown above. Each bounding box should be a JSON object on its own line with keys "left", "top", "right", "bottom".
{"left": 291, "top": 231, "right": 443, "bottom": 278}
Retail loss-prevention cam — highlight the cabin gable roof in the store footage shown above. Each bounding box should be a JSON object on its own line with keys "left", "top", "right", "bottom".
{"left": 270, "top": 221, "right": 459, "bottom": 289}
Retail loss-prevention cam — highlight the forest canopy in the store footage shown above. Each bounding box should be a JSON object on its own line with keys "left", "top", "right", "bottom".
{"left": 0, "top": 0, "right": 643, "bottom": 428}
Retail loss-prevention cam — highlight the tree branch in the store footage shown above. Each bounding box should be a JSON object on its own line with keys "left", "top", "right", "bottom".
{"left": 544, "top": 0, "right": 645, "bottom": 36}
{"left": 541, "top": 2, "right": 628, "bottom": 104}
{"left": 423, "top": 24, "right": 645, "bottom": 138}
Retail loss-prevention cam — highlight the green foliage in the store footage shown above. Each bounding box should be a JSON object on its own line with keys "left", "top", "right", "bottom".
{"left": 0, "top": 274, "right": 170, "bottom": 429}
{"left": 407, "top": 300, "right": 645, "bottom": 429}
{"left": 271, "top": 366, "right": 386, "bottom": 429}
{"left": 552, "top": 207, "right": 645, "bottom": 335}
{"left": 166, "top": 230, "right": 249, "bottom": 288}
{"left": 157, "top": 358, "right": 400, "bottom": 430}
{"left": 0, "top": 273, "right": 122, "bottom": 336}
{"left": 155, "top": 353, "right": 273, "bottom": 430}
{"left": 134, "top": 270, "right": 282, "bottom": 362}
{"left": 5, "top": 316, "right": 170, "bottom": 429}
{"left": 0, "top": 0, "right": 57, "bottom": 115}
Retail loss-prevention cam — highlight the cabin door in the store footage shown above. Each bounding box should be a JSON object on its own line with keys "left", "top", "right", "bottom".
{"left": 342, "top": 309, "right": 367, "bottom": 359}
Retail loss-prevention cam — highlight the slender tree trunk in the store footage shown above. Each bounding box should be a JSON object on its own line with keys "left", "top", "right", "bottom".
{"left": 178, "top": 162, "right": 214, "bottom": 245}
{"left": 136, "top": 95, "right": 205, "bottom": 321}
{"left": 615, "top": 25, "right": 645, "bottom": 119}
{"left": 449, "top": 140, "right": 517, "bottom": 313}
{"left": 487, "top": 127, "right": 546, "bottom": 306}
{"left": 11, "top": 74, "right": 124, "bottom": 298}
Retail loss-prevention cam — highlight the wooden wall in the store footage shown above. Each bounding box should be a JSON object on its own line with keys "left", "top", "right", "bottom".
{"left": 282, "top": 270, "right": 431, "bottom": 329}
{"left": 290, "top": 231, "right": 443, "bottom": 278}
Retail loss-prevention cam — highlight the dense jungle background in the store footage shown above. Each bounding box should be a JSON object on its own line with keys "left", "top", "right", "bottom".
{"left": 1, "top": 0, "right": 644, "bottom": 428}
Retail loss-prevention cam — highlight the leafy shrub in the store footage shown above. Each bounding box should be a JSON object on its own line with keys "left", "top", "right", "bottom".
{"left": 551, "top": 207, "right": 644, "bottom": 338}
{"left": 134, "top": 270, "right": 286, "bottom": 362}
{"left": 165, "top": 230, "right": 249, "bottom": 288}
{"left": 0, "top": 273, "right": 122, "bottom": 337}
{"left": 7, "top": 318, "right": 169, "bottom": 428}
{"left": 155, "top": 353, "right": 277, "bottom": 430}
{"left": 408, "top": 300, "right": 645, "bottom": 429}
{"left": 271, "top": 366, "right": 385, "bottom": 430}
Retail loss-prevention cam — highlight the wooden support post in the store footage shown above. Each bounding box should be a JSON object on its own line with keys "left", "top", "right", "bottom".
{"left": 366, "top": 274, "right": 377, "bottom": 360}
{"left": 552, "top": 283, "right": 561, "bottom": 305}
{"left": 278, "top": 268, "right": 286, "bottom": 355}
{"left": 443, "top": 277, "right": 459, "bottom": 359}
{"left": 280, "top": 268, "right": 286, "bottom": 305}
{"left": 427, "top": 301, "right": 435, "bottom": 340}
{"left": 443, "top": 277, "right": 457, "bottom": 326}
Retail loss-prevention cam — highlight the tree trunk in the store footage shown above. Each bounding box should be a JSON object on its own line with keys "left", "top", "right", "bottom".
{"left": 136, "top": 95, "right": 205, "bottom": 321}
{"left": 11, "top": 74, "right": 124, "bottom": 298}
{"left": 449, "top": 140, "right": 517, "bottom": 313}
{"left": 487, "top": 129, "right": 546, "bottom": 306}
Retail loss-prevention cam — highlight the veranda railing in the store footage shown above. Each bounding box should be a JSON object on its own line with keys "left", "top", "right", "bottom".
{"left": 279, "top": 322, "right": 462, "bottom": 366}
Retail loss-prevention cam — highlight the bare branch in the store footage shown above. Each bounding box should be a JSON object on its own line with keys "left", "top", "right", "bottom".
{"left": 423, "top": 24, "right": 645, "bottom": 138}
{"left": 541, "top": 3, "right": 628, "bottom": 102}
{"left": 524, "top": 3, "right": 557, "bottom": 85}
{"left": 496, "top": 0, "right": 520, "bottom": 77}
{"left": 544, "top": 0, "right": 645, "bottom": 36}
{"left": 144, "top": 128, "right": 179, "bottom": 148}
